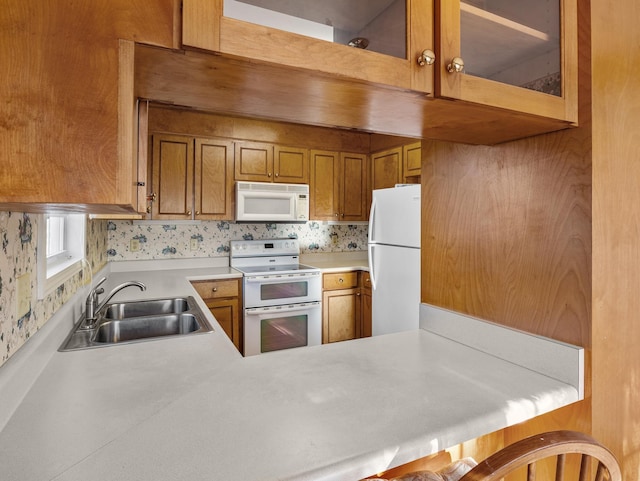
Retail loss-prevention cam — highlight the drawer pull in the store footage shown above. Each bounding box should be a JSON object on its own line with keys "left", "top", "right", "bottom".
{"left": 212, "top": 287, "right": 218, "bottom": 292}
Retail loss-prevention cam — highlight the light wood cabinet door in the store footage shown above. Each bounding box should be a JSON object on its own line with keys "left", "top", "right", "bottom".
{"left": 207, "top": 299, "right": 241, "bottom": 351}
{"left": 322, "top": 271, "right": 363, "bottom": 344}
{"left": 192, "top": 278, "right": 243, "bottom": 353}
{"left": 403, "top": 142, "right": 422, "bottom": 179}
{"left": 310, "top": 150, "right": 340, "bottom": 221}
{"left": 340, "top": 152, "right": 369, "bottom": 222}
{"left": 234, "top": 141, "right": 274, "bottom": 182}
{"left": 274, "top": 146, "right": 308, "bottom": 184}
{"left": 371, "top": 147, "right": 402, "bottom": 191}
{"left": 195, "top": 138, "right": 234, "bottom": 219}
{"left": 235, "top": 142, "right": 308, "bottom": 184}
{"left": 150, "top": 134, "right": 194, "bottom": 220}
{"left": 323, "top": 288, "right": 361, "bottom": 343}
{"left": 437, "top": 0, "right": 578, "bottom": 124}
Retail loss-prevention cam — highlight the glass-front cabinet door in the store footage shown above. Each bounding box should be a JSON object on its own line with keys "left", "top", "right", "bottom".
{"left": 182, "top": 0, "right": 435, "bottom": 93}
{"left": 436, "top": 0, "right": 577, "bottom": 123}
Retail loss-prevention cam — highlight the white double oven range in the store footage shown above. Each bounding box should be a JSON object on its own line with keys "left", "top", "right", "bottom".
{"left": 230, "top": 239, "right": 322, "bottom": 356}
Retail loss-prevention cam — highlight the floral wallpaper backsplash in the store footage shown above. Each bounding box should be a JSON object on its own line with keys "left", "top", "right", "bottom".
{"left": 0, "top": 212, "right": 108, "bottom": 366}
{"left": 0, "top": 215, "right": 365, "bottom": 367}
{"left": 107, "top": 221, "right": 368, "bottom": 261}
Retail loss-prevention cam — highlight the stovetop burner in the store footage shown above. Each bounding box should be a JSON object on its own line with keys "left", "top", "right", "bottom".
{"left": 230, "top": 239, "right": 319, "bottom": 276}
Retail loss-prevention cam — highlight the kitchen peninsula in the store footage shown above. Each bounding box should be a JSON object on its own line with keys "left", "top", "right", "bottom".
{"left": 0, "top": 259, "right": 583, "bottom": 481}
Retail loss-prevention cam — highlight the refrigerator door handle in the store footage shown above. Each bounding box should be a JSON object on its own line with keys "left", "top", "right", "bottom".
{"left": 368, "top": 195, "right": 377, "bottom": 244}
{"left": 368, "top": 244, "right": 377, "bottom": 290}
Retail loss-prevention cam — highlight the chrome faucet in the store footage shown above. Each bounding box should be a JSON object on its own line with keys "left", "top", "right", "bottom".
{"left": 84, "top": 277, "right": 146, "bottom": 327}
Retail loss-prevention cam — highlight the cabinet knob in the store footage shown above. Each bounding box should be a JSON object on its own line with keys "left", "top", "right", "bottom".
{"left": 186, "top": 210, "right": 192, "bottom": 216}
{"left": 447, "top": 57, "right": 465, "bottom": 73}
{"left": 212, "top": 287, "right": 218, "bottom": 292}
{"left": 268, "top": 172, "right": 272, "bottom": 177}
{"left": 417, "top": 49, "right": 436, "bottom": 66}
{"left": 275, "top": 173, "right": 279, "bottom": 177}
{"left": 339, "top": 278, "right": 344, "bottom": 283}
{"left": 196, "top": 211, "right": 200, "bottom": 215}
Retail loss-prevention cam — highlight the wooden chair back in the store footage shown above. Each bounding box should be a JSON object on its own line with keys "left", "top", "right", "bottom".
{"left": 459, "top": 430, "right": 621, "bottom": 481}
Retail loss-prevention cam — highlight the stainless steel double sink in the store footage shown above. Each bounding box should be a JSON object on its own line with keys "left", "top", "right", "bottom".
{"left": 60, "top": 296, "right": 213, "bottom": 351}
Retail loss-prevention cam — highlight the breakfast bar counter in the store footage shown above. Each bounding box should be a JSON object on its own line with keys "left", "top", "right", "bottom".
{"left": 0, "top": 259, "right": 583, "bottom": 481}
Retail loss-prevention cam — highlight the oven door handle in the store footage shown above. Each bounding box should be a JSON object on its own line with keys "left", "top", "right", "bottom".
{"left": 244, "top": 273, "right": 319, "bottom": 283}
{"left": 246, "top": 302, "right": 321, "bottom": 314}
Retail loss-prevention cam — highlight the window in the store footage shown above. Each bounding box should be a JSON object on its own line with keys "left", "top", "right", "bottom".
{"left": 37, "top": 213, "right": 86, "bottom": 299}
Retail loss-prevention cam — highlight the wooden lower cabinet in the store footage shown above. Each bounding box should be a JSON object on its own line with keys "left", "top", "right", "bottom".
{"left": 322, "top": 271, "right": 371, "bottom": 343}
{"left": 191, "top": 278, "right": 243, "bottom": 353}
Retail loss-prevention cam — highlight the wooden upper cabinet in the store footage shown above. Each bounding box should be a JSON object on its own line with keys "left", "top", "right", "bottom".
{"left": 310, "top": 150, "right": 368, "bottom": 222}
{"left": 310, "top": 150, "right": 340, "bottom": 220}
{"left": 194, "top": 138, "right": 234, "bottom": 219}
{"left": 436, "top": 0, "right": 578, "bottom": 124}
{"left": 150, "top": 134, "right": 234, "bottom": 220}
{"left": 403, "top": 142, "right": 422, "bottom": 179}
{"left": 274, "top": 146, "right": 309, "bottom": 184}
{"left": 151, "top": 134, "right": 194, "bottom": 220}
{"left": 235, "top": 141, "right": 308, "bottom": 183}
{"left": 182, "top": 0, "right": 435, "bottom": 94}
{"left": 0, "top": 1, "right": 179, "bottom": 213}
{"left": 371, "top": 147, "right": 403, "bottom": 191}
{"left": 234, "top": 141, "right": 273, "bottom": 182}
{"left": 340, "top": 153, "right": 368, "bottom": 222}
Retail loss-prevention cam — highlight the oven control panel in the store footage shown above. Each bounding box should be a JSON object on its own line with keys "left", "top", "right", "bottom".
{"left": 230, "top": 238, "right": 300, "bottom": 258}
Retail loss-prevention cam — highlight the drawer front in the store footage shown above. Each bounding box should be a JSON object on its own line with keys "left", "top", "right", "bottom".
{"left": 323, "top": 271, "right": 359, "bottom": 290}
{"left": 192, "top": 279, "right": 240, "bottom": 300}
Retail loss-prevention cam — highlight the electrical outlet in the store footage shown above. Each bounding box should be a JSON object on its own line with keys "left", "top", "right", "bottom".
{"left": 190, "top": 238, "right": 199, "bottom": 251}
{"left": 130, "top": 239, "right": 140, "bottom": 252}
{"left": 16, "top": 274, "right": 31, "bottom": 319}
{"left": 331, "top": 233, "right": 338, "bottom": 245}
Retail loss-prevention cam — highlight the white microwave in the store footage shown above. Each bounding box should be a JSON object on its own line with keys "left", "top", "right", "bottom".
{"left": 235, "top": 181, "right": 309, "bottom": 223}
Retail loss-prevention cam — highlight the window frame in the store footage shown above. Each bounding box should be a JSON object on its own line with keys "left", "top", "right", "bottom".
{"left": 37, "top": 213, "right": 86, "bottom": 299}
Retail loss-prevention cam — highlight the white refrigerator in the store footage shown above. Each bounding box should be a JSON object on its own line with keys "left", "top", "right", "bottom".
{"left": 368, "top": 184, "right": 421, "bottom": 336}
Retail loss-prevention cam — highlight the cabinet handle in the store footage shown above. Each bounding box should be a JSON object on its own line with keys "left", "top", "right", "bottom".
{"left": 196, "top": 211, "right": 200, "bottom": 215}
{"left": 212, "top": 287, "right": 217, "bottom": 292}
{"left": 275, "top": 173, "right": 279, "bottom": 177}
{"left": 268, "top": 172, "right": 272, "bottom": 177}
{"left": 447, "top": 57, "right": 465, "bottom": 73}
{"left": 186, "top": 210, "right": 192, "bottom": 216}
{"left": 341, "top": 213, "right": 344, "bottom": 217}
{"left": 417, "top": 49, "right": 436, "bottom": 67}
{"left": 339, "top": 278, "right": 344, "bottom": 283}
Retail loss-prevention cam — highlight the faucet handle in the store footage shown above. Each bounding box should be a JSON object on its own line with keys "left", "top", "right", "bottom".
{"left": 94, "top": 277, "right": 107, "bottom": 289}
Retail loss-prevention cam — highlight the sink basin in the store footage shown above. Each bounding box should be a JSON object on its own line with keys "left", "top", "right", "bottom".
{"left": 102, "top": 298, "right": 190, "bottom": 320}
{"left": 59, "top": 296, "right": 213, "bottom": 351}
{"left": 94, "top": 313, "right": 201, "bottom": 343}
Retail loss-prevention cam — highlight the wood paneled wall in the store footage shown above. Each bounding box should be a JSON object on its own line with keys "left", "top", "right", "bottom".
{"left": 148, "top": 106, "right": 372, "bottom": 153}
{"left": 420, "top": 0, "right": 593, "bottom": 463}
{"left": 591, "top": 0, "right": 640, "bottom": 478}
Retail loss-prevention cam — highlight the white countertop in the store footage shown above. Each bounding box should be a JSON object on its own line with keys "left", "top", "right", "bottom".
{"left": 0, "top": 256, "right": 583, "bottom": 481}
